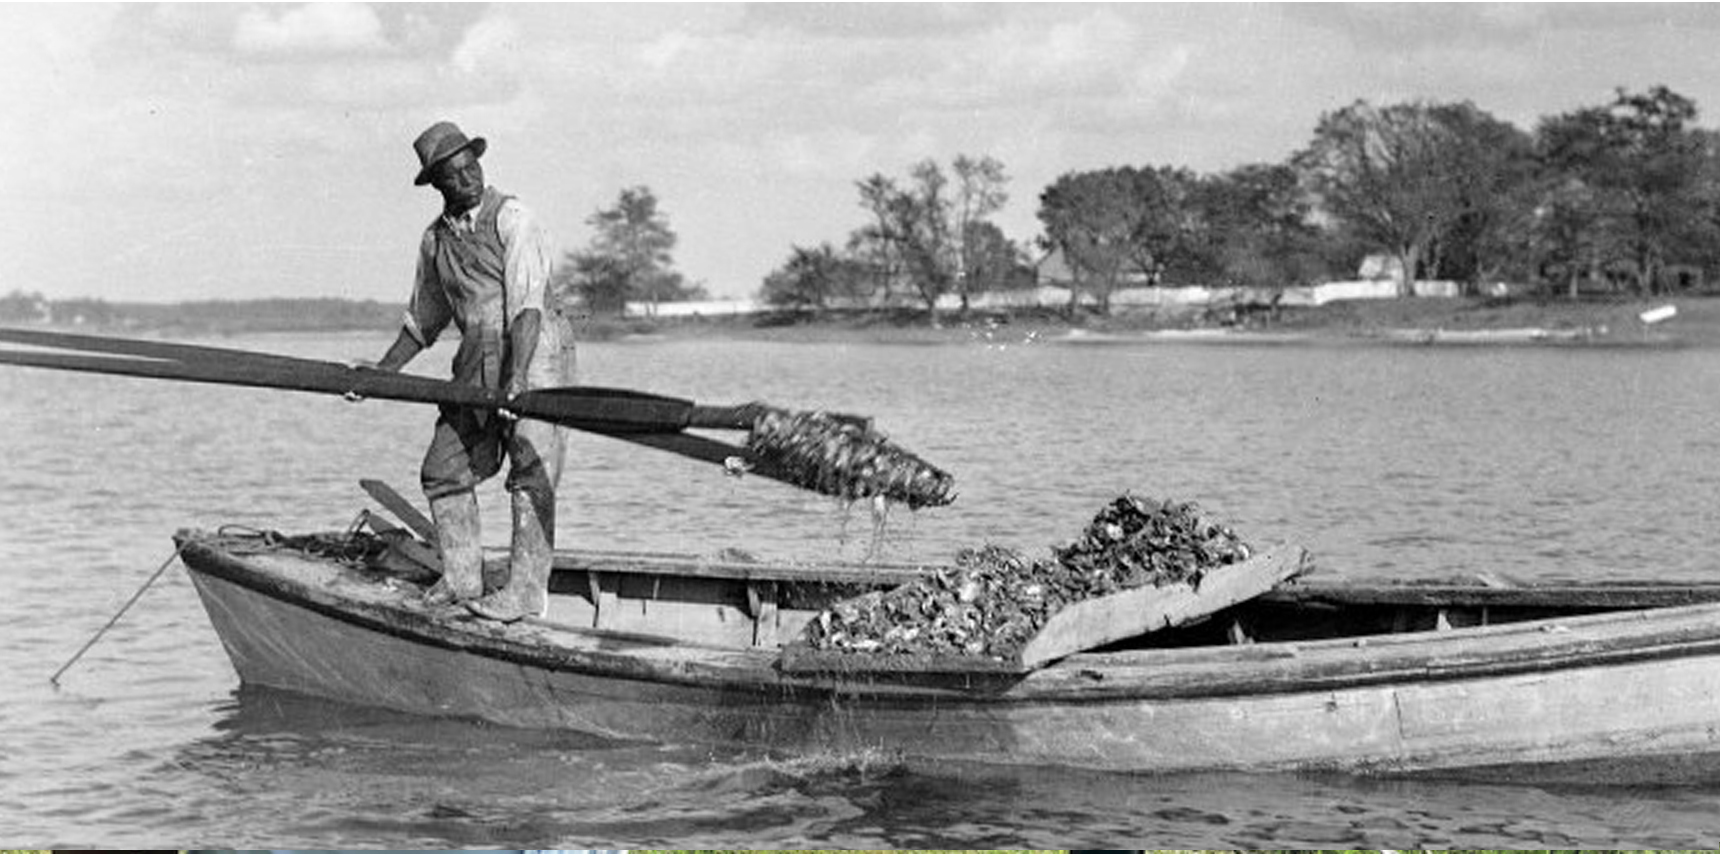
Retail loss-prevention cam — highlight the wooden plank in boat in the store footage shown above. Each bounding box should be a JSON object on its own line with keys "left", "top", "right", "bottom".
{"left": 1259, "top": 577, "right": 1720, "bottom": 610}
{"left": 779, "top": 545, "right": 1312, "bottom": 675}
{"left": 360, "top": 512, "right": 442, "bottom": 582}
{"left": 360, "top": 479, "right": 438, "bottom": 542}
{"left": 1018, "top": 545, "right": 1311, "bottom": 668}
{"left": 549, "top": 551, "right": 932, "bottom": 586}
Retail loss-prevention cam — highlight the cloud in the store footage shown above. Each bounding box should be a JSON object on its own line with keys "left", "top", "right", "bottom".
{"left": 768, "top": 129, "right": 881, "bottom": 177}
{"left": 451, "top": 14, "right": 522, "bottom": 75}
{"left": 739, "top": 4, "right": 1004, "bottom": 39}
{"left": 1541, "top": 4, "right": 1720, "bottom": 31}
{"left": 1283, "top": 4, "right": 1540, "bottom": 49}
{"left": 523, "top": 5, "right": 1189, "bottom": 126}
{"left": 638, "top": 30, "right": 693, "bottom": 71}
{"left": 97, "top": 6, "right": 527, "bottom": 111}
{"left": 1287, "top": 3, "right": 1720, "bottom": 52}
{"left": 233, "top": 3, "right": 390, "bottom": 56}
{"left": 835, "top": 7, "right": 1192, "bottom": 125}
{"left": 107, "top": 4, "right": 488, "bottom": 65}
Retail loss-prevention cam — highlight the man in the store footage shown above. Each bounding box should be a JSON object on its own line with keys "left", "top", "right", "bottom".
{"left": 359, "top": 120, "right": 574, "bottom": 623}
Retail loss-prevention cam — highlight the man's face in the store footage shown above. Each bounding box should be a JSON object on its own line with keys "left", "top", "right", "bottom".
{"left": 430, "top": 148, "right": 484, "bottom": 213}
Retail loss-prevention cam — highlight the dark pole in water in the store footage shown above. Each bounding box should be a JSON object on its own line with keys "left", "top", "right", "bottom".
{"left": 50, "top": 546, "right": 184, "bottom": 687}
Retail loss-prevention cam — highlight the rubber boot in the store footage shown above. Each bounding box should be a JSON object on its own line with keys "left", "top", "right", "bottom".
{"left": 466, "top": 489, "right": 552, "bottom": 623}
{"left": 422, "top": 490, "right": 484, "bottom": 607}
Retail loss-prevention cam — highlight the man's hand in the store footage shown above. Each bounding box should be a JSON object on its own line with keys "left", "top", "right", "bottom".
{"left": 499, "top": 377, "right": 527, "bottom": 421}
{"left": 343, "top": 359, "right": 379, "bottom": 402}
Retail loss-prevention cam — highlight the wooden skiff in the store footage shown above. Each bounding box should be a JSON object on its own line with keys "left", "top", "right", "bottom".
{"left": 175, "top": 523, "right": 1720, "bottom": 776}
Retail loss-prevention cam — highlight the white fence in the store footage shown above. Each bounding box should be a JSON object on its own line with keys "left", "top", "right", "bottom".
{"left": 947, "top": 281, "right": 1467, "bottom": 311}
{"left": 626, "top": 280, "right": 1475, "bottom": 317}
{"left": 1279, "top": 280, "right": 1462, "bottom": 306}
{"left": 623, "top": 299, "right": 765, "bottom": 317}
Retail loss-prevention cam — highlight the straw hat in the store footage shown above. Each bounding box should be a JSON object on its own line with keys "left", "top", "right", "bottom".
{"left": 412, "top": 121, "right": 487, "bottom": 186}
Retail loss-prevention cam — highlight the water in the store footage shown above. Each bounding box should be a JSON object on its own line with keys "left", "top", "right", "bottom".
{"left": 4, "top": 331, "right": 1720, "bottom": 849}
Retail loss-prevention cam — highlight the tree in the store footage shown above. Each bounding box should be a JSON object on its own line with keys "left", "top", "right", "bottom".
{"left": 952, "top": 155, "right": 1010, "bottom": 311}
{"left": 1038, "top": 168, "right": 1143, "bottom": 315}
{"left": 1294, "top": 100, "right": 1529, "bottom": 296}
{"left": 759, "top": 243, "right": 868, "bottom": 312}
{"left": 1036, "top": 166, "right": 1210, "bottom": 314}
{"left": 846, "top": 155, "right": 1013, "bottom": 317}
{"left": 895, "top": 159, "right": 958, "bottom": 316}
{"left": 1119, "top": 165, "right": 1202, "bottom": 285}
{"left": 1189, "top": 163, "right": 1335, "bottom": 288}
{"left": 569, "top": 185, "right": 698, "bottom": 316}
{"left": 852, "top": 174, "right": 905, "bottom": 304}
{"left": 557, "top": 252, "right": 631, "bottom": 315}
{"left": 1535, "top": 86, "right": 1720, "bottom": 295}
{"left": 962, "top": 220, "right": 1030, "bottom": 294}
{"left": 1422, "top": 107, "right": 1538, "bottom": 289}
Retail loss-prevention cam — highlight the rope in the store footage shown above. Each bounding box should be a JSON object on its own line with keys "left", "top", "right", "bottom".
{"left": 214, "top": 520, "right": 382, "bottom": 565}
{"left": 47, "top": 517, "right": 397, "bottom": 686}
{"left": 50, "top": 544, "right": 185, "bottom": 687}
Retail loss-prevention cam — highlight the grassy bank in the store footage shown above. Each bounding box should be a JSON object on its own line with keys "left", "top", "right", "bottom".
{"left": 588, "top": 294, "right": 1716, "bottom": 348}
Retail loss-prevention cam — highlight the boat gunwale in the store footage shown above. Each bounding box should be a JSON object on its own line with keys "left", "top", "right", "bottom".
{"left": 546, "top": 547, "right": 1720, "bottom": 609}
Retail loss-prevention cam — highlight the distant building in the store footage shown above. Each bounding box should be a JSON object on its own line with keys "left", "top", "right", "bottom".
{"left": 1034, "top": 246, "right": 1075, "bottom": 285}
{"left": 1033, "top": 246, "right": 1154, "bottom": 288}
{"left": 1357, "top": 253, "right": 1405, "bottom": 283}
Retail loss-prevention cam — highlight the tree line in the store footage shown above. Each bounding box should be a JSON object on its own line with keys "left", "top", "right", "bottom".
{"left": 748, "top": 84, "right": 1720, "bottom": 316}
{"left": 0, "top": 291, "right": 401, "bottom": 333}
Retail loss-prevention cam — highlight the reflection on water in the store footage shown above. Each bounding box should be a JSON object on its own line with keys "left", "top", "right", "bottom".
{"left": 5, "top": 333, "right": 1720, "bottom": 848}
{"left": 117, "top": 686, "right": 1720, "bottom": 851}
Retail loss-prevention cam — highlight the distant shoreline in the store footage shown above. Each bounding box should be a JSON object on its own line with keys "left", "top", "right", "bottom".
{"left": 581, "top": 294, "right": 1714, "bottom": 349}
{"left": 9, "top": 293, "right": 1714, "bottom": 348}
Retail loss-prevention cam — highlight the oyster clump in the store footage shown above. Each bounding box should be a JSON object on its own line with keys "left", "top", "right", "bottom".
{"left": 801, "top": 494, "right": 1252, "bottom": 659}
{"left": 746, "top": 407, "right": 956, "bottom": 510}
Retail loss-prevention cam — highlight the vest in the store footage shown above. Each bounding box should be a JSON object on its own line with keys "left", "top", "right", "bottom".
{"left": 428, "top": 187, "right": 513, "bottom": 391}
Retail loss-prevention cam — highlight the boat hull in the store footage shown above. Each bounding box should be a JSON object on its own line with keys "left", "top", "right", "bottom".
{"left": 182, "top": 533, "right": 1720, "bottom": 775}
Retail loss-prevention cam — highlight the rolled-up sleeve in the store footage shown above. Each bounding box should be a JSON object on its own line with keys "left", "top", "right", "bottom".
{"left": 497, "top": 200, "right": 554, "bottom": 322}
{"left": 404, "top": 229, "right": 453, "bottom": 346}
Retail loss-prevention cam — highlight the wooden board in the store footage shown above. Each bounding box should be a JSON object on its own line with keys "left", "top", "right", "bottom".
{"left": 1018, "top": 545, "right": 1310, "bottom": 667}
{"left": 1259, "top": 577, "right": 1720, "bottom": 610}
{"left": 779, "top": 545, "right": 1312, "bottom": 675}
{"left": 360, "top": 479, "right": 438, "bottom": 542}
{"left": 361, "top": 513, "right": 443, "bottom": 579}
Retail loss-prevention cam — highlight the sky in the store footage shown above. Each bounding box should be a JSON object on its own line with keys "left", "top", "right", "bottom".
{"left": 10, "top": 3, "right": 1720, "bottom": 304}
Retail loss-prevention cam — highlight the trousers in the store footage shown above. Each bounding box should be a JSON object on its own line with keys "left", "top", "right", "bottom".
{"left": 420, "top": 404, "right": 566, "bottom": 501}
{"left": 419, "top": 407, "right": 567, "bottom": 615}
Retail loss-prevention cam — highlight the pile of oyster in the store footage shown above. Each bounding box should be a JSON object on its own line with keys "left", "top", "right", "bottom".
{"left": 746, "top": 408, "right": 957, "bottom": 510}
{"left": 800, "top": 494, "right": 1252, "bottom": 658}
